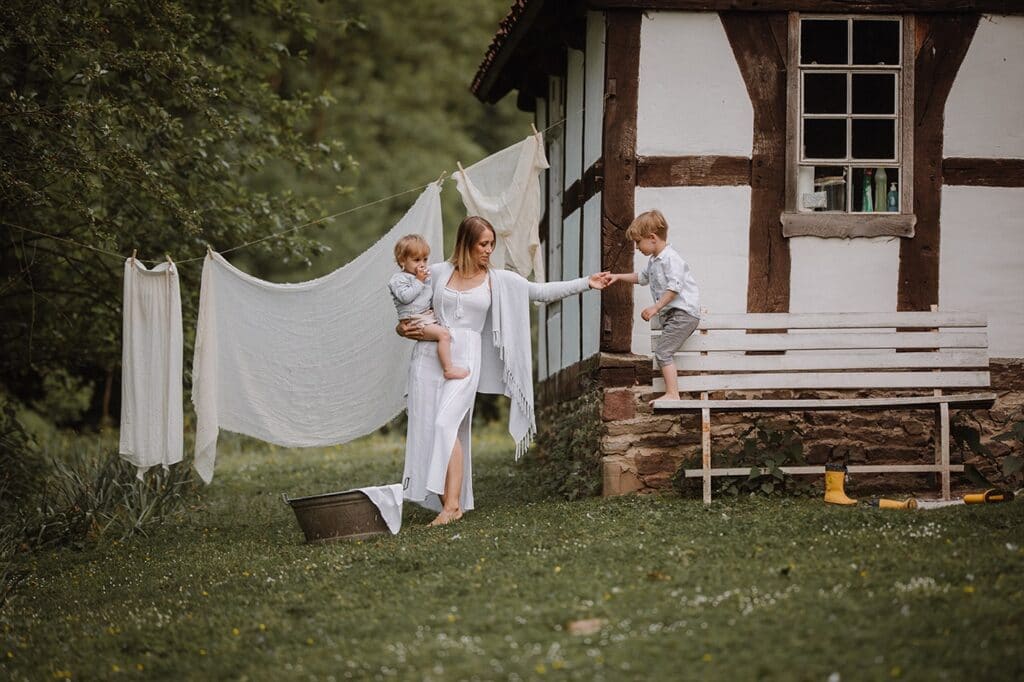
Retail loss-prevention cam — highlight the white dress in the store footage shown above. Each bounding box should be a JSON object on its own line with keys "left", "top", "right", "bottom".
{"left": 402, "top": 274, "right": 491, "bottom": 512}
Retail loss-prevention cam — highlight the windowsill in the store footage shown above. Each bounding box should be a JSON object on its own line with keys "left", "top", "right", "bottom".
{"left": 781, "top": 212, "right": 917, "bottom": 239}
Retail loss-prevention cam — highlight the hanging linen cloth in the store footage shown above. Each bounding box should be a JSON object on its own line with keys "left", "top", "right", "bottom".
{"left": 191, "top": 184, "right": 444, "bottom": 483}
{"left": 119, "top": 257, "right": 184, "bottom": 480}
{"left": 454, "top": 132, "right": 548, "bottom": 280}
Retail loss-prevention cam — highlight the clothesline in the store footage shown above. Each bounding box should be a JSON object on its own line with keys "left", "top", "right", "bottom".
{"left": 2, "top": 108, "right": 581, "bottom": 268}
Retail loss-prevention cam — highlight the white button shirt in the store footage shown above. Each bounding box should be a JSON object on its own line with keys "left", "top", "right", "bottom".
{"left": 637, "top": 244, "right": 700, "bottom": 318}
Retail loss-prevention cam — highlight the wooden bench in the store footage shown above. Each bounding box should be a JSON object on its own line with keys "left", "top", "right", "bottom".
{"left": 650, "top": 311, "right": 996, "bottom": 504}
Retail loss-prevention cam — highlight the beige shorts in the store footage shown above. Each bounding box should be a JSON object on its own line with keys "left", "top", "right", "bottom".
{"left": 404, "top": 310, "right": 439, "bottom": 329}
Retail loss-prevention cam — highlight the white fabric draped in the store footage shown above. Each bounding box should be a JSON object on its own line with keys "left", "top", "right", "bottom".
{"left": 454, "top": 133, "right": 548, "bottom": 280}
{"left": 191, "top": 184, "right": 444, "bottom": 483}
{"left": 119, "top": 258, "right": 184, "bottom": 479}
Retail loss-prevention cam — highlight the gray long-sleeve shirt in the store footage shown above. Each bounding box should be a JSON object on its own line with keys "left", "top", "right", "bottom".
{"left": 388, "top": 271, "right": 434, "bottom": 319}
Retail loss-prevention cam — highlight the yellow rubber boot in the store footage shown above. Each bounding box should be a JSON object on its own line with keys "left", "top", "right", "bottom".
{"left": 871, "top": 498, "right": 918, "bottom": 509}
{"left": 824, "top": 464, "right": 857, "bottom": 505}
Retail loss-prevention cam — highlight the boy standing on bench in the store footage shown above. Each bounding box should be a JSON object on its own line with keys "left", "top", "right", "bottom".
{"left": 608, "top": 209, "right": 700, "bottom": 403}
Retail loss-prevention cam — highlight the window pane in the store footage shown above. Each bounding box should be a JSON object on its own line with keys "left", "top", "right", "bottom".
{"left": 851, "top": 119, "right": 895, "bottom": 159}
{"left": 852, "top": 20, "right": 900, "bottom": 65}
{"left": 798, "top": 166, "right": 847, "bottom": 212}
{"left": 804, "top": 119, "right": 846, "bottom": 160}
{"left": 801, "top": 20, "right": 848, "bottom": 65}
{"left": 851, "top": 167, "right": 899, "bottom": 212}
{"left": 804, "top": 73, "right": 847, "bottom": 114}
{"left": 852, "top": 74, "right": 896, "bottom": 114}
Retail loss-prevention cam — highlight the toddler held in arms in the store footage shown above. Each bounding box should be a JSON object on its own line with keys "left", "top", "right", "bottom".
{"left": 388, "top": 234, "right": 470, "bottom": 380}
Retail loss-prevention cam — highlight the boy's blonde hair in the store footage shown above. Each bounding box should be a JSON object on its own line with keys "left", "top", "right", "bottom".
{"left": 394, "top": 234, "right": 430, "bottom": 265}
{"left": 625, "top": 210, "right": 669, "bottom": 242}
{"left": 450, "top": 216, "right": 495, "bottom": 276}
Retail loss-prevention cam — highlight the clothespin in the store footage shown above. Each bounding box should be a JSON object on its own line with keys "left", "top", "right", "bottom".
{"left": 435, "top": 170, "right": 448, "bottom": 187}
{"left": 131, "top": 249, "right": 137, "bottom": 265}
{"left": 206, "top": 244, "right": 213, "bottom": 258}
{"left": 531, "top": 122, "right": 540, "bottom": 137}
{"left": 456, "top": 161, "right": 466, "bottom": 178}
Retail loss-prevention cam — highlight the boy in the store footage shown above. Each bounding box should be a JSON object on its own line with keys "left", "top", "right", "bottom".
{"left": 608, "top": 210, "right": 700, "bottom": 403}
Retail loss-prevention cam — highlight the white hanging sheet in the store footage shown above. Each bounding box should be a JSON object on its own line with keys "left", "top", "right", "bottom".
{"left": 355, "top": 483, "right": 404, "bottom": 535}
{"left": 454, "top": 132, "right": 548, "bottom": 280}
{"left": 191, "top": 184, "right": 444, "bottom": 483}
{"left": 119, "top": 258, "right": 184, "bottom": 479}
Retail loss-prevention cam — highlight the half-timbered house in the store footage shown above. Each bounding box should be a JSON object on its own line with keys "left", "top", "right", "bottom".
{"left": 471, "top": 1, "right": 1024, "bottom": 494}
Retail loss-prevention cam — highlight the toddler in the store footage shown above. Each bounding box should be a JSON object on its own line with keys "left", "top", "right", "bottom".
{"left": 608, "top": 210, "right": 700, "bottom": 403}
{"left": 388, "top": 234, "right": 469, "bottom": 380}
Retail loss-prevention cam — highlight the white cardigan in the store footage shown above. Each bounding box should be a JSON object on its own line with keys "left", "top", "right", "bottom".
{"left": 427, "top": 262, "right": 591, "bottom": 457}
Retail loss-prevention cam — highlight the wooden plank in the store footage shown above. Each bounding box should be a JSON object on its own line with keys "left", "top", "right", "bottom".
{"left": 672, "top": 350, "right": 989, "bottom": 373}
{"left": 591, "top": 1, "right": 1023, "bottom": 12}
{"left": 721, "top": 11, "right": 790, "bottom": 315}
{"left": 781, "top": 213, "right": 917, "bottom": 239}
{"left": 701, "top": 403, "right": 711, "bottom": 505}
{"left": 784, "top": 12, "right": 799, "bottom": 213}
{"left": 600, "top": 10, "right": 640, "bottom": 353}
{"left": 682, "top": 464, "right": 966, "bottom": 478}
{"left": 654, "top": 371, "right": 991, "bottom": 392}
{"left": 636, "top": 155, "right": 751, "bottom": 187}
{"left": 899, "top": 15, "right": 979, "bottom": 313}
{"left": 690, "top": 311, "right": 987, "bottom": 330}
{"left": 655, "top": 331, "right": 989, "bottom": 352}
{"left": 901, "top": 16, "right": 915, "bottom": 215}
{"left": 940, "top": 402, "right": 951, "bottom": 500}
{"left": 652, "top": 392, "right": 997, "bottom": 411}
{"left": 563, "top": 159, "right": 604, "bottom": 219}
{"left": 942, "top": 158, "right": 1024, "bottom": 188}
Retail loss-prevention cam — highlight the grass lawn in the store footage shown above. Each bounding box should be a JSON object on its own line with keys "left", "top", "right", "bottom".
{"left": 2, "top": 424, "right": 1022, "bottom": 680}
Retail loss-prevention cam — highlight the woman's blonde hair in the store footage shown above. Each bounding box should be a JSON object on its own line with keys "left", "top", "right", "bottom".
{"left": 393, "top": 234, "right": 430, "bottom": 265}
{"left": 625, "top": 209, "right": 669, "bottom": 241}
{"left": 450, "top": 216, "right": 495, "bottom": 276}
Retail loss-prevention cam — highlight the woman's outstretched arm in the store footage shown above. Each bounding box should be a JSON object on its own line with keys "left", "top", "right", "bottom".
{"left": 527, "top": 272, "right": 612, "bottom": 303}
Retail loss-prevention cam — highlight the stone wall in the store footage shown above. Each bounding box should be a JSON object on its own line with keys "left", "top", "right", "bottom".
{"left": 597, "top": 357, "right": 1024, "bottom": 496}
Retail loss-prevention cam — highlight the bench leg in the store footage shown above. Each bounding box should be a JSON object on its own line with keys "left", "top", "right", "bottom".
{"left": 701, "top": 402, "right": 712, "bottom": 505}
{"left": 939, "top": 403, "right": 951, "bottom": 501}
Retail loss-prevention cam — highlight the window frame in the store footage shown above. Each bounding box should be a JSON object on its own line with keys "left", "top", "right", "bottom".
{"left": 783, "top": 12, "right": 917, "bottom": 238}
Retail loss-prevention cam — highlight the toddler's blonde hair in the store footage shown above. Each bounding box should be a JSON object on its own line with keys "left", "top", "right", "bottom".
{"left": 625, "top": 210, "right": 669, "bottom": 242}
{"left": 394, "top": 234, "right": 430, "bottom": 265}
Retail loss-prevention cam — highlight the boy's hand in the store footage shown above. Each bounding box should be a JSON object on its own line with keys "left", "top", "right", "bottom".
{"left": 641, "top": 305, "right": 659, "bottom": 322}
{"left": 415, "top": 265, "right": 428, "bottom": 283}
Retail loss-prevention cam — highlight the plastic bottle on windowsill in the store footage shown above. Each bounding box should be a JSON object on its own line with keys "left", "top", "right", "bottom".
{"left": 874, "top": 167, "right": 887, "bottom": 212}
{"left": 862, "top": 169, "right": 874, "bottom": 212}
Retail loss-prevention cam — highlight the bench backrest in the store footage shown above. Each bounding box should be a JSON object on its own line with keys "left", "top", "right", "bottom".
{"left": 652, "top": 311, "right": 990, "bottom": 393}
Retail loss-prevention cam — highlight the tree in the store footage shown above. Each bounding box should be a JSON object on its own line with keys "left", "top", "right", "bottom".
{"left": 0, "top": 1, "right": 346, "bottom": 419}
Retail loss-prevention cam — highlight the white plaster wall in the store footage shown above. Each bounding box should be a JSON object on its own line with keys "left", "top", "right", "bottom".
{"left": 562, "top": 208, "right": 582, "bottom": 368}
{"left": 584, "top": 11, "right": 606, "bottom": 170}
{"left": 535, "top": 97, "right": 549, "bottom": 380}
{"left": 940, "top": 186, "right": 1024, "bottom": 358}
{"left": 565, "top": 50, "right": 585, "bottom": 190}
{"left": 788, "top": 238, "right": 900, "bottom": 313}
{"left": 582, "top": 194, "right": 602, "bottom": 359}
{"left": 632, "top": 187, "right": 751, "bottom": 354}
{"left": 637, "top": 12, "right": 753, "bottom": 157}
{"left": 945, "top": 15, "right": 1024, "bottom": 159}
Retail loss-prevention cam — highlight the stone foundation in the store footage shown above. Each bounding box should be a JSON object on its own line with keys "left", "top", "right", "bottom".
{"left": 534, "top": 354, "right": 1024, "bottom": 498}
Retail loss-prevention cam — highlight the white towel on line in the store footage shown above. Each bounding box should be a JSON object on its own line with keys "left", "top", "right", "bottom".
{"left": 191, "top": 184, "right": 444, "bottom": 483}
{"left": 355, "top": 484, "right": 404, "bottom": 535}
{"left": 455, "top": 132, "right": 548, "bottom": 281}
{"left": 119, "top": 258, "right": 184, "bottom": 479}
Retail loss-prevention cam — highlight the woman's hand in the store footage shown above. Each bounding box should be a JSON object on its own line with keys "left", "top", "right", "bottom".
{"left": 587, "top": 272, "right": 614, "bottom": 290}
{"left": 396, "top": 319, "right": 425, "bottom": 340}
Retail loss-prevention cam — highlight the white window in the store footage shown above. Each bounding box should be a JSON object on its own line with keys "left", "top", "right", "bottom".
{"left": 797, "top": 16, "right": 905, "bottom": 214}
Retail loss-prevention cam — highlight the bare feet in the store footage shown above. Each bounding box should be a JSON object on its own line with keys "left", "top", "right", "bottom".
{"left": 443, "top": 366, "right": 470, "bottom": 380}
{"left": 649, "top": 393, "right": 681, "bottom": 406}
{"left": 428, "top": 508, "right": 463, "bottom": 526}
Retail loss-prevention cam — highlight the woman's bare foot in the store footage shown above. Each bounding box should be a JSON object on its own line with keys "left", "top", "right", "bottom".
{"left": 443, "top": 366, "right": 470, "bottom": 380}
{"left": 428, "top": 508, "right": 463, "bottom": 526}
{"left": 649, "top": 393, "right": 681, "bottom": 406}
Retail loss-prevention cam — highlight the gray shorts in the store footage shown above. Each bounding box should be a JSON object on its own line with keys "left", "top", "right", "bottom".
{"left": 654, "top": 309, "right": 699, "bottom": 367}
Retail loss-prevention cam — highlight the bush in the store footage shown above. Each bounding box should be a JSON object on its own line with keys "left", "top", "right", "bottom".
{"left": 0, "top": 392, "right": 48, "bottom": 513}
{"left": 953, "top": 416, "right": 1024, "bottom": 490}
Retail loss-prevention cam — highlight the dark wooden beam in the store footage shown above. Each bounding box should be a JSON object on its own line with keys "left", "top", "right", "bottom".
{"left": 600, "top": 10, "right": 641, "bottom": 353}
{"left": 589, "top": 1, "right": 1024, "bottom": 13}
{"left": 637, "top": 155, "right": 752, "bottom": 187}
{"left": 563, "top": 158, "right": 605, "bottom": 219}
{"left": 898, "top": 14, "right": 979, "bottom": 312}
{"left": 943, "top": 158, "right": 1024, "bottom": 187}
{"left": 720, "top": 12, "right": 791, "bottom": 314}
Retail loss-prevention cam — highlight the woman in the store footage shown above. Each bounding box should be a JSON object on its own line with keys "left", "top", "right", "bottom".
{"left": 398, "top": 216, "right": 611, "bottom": 525}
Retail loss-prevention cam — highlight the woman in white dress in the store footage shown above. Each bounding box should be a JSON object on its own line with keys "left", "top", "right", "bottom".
{"left": 398, "top": 216, "right": 611, "bottom": 526}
